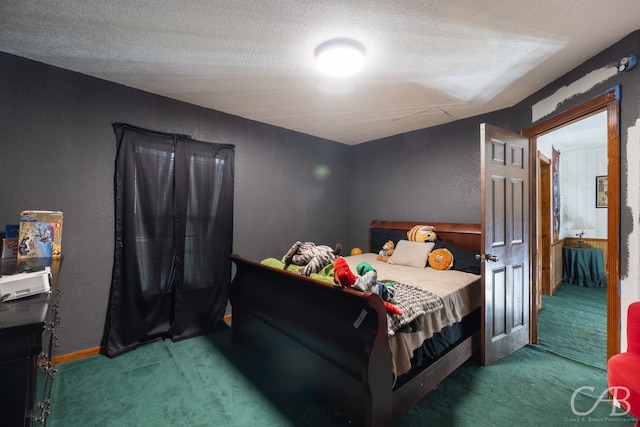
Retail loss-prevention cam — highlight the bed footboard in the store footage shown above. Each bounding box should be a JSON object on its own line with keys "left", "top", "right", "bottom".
{"left": 229, "top": 253, "right": 393, "bottom": 426}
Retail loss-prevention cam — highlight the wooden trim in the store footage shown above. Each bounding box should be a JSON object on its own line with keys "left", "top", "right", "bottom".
{"left": 606, "top": 91, "right": 621, "bottom": 361}
{"left": 520, "top": 92, "right": 616, "bottom": 138}
{"left": 522, "top": 89, "right": 620, "bottom": 360}
{"left": 52, "top": 346, "right": 104, "bottom": 365}
{"left": 53, "top": 315, "right": 234, "bottom": 364}
{"left": 369, "top": 220, "right": 481, "bottom": 253}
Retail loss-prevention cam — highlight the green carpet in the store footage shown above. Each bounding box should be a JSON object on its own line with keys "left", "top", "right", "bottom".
{"left": 536, "top": 282, "right": 608, "bottom": 370}
{"left": 48, "top": 324, "right": 635, "bottom": 426}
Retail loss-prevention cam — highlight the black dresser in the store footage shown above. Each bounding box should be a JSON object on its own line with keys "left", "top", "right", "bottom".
{"left": 0, "top": 258, "right": 61, "bottom": 427}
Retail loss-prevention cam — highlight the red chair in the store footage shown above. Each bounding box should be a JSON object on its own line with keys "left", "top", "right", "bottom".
{"left": 608, "top": 301, "right": 640, "bottom": 426}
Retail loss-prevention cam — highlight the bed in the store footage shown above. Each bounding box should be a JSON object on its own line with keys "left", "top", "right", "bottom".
{"left": 229, "top": 220, "right": 482, "bottom": 426}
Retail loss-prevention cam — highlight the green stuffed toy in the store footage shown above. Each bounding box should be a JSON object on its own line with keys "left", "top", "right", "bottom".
{"left": 334, "top": 258, "right": 401, "bottom": 315}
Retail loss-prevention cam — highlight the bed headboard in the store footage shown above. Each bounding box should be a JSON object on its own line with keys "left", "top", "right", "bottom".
{"left": 368, "top": 220, "right": 481, "bottom": 254}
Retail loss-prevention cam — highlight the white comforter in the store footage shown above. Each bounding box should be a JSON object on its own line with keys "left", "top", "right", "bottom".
{"left": 344, "top": 253, "right": 481, "bottom": 377}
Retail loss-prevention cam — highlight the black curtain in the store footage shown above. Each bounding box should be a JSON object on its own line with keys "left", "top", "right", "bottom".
{"left": 107, "top": 123, "right": 234, "bottom": 357}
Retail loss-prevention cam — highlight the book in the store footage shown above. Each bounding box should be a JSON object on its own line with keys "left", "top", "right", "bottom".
{"left": 1, "top": 224, "right": 19, "bottom": 258}
{"left": 17, "top": 211, "right": 63, "bottom": 259}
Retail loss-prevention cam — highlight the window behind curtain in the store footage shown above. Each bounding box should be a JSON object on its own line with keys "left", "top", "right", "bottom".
{"left": 134, "top": 146, "right": 175, "bottom": 294}
{"left": 184, "top": 156, "right": 225, "bottom": 288}
{"left": 107, "top": 124, "right": 234, "bottom": 357}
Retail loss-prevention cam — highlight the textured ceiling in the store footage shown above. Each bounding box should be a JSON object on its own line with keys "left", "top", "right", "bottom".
{"left": 1, "top": 0, "right": 639, "bottom": 144}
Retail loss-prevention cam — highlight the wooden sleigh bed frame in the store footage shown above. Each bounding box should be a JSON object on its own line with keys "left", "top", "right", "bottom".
{"left": 229, "top": 220, "right": 481, "bottom": 426}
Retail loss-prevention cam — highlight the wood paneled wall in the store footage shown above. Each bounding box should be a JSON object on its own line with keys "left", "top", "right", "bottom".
{"left": 551, "top": 241, "right": 564, "bottom": 293}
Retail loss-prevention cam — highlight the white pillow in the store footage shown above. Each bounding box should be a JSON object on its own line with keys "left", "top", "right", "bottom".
{"left": 388, "top": 240, "right": 435, "bottom": 268}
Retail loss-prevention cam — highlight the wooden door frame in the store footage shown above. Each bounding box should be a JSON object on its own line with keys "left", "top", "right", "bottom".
{"left": 530, "top": 152, "right": 550, "bottom": 344}
{"left": 521, "top": 89, "right": 620, "bottom": 360}
{"left": 538, "top": 153, "right": 552, "bottom": 300}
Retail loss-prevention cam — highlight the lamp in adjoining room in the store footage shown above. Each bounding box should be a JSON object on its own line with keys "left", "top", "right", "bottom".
{"left": 571, "top": 216, "right": 594, "bottom": 247}
{"left": 315, "top": 38, "right": 365, "bottom": 78}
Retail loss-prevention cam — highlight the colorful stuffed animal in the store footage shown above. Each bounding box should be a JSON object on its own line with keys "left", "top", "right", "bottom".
{"left": 333, "top": 258, "right": 402, "bottom": 315}
{"left": 334, "top": 256, "right": 359, "bottom": 288}
{"left": 407, "top": 225, "right": 438, "bottom": 243}
{"left": 284, "top": 241, "right": 342, "bottom": 276}
{"left": 376, "top": 240, "right": 395, "bottom": 262}
{"left": 355, "top": 262, "right": 397, "bottom": 303}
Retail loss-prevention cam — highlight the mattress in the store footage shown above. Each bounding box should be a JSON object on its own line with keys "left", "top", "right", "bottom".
{"left": 344, "top": 253, "right": 481, "bottom": 376}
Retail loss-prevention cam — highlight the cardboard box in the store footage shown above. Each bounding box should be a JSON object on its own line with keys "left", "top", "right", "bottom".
{"left": 17, "top": 211, "right": 63, "bottom": 259}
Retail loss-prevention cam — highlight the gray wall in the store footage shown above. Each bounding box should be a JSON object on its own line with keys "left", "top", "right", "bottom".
{"left": 511, "top": 30, "right": 639, "bottom": 281}
{"left": 0, "top": 52, "right": 351, "bottom": 355}
{"left": 347, "top": 108, "right": 514, "bottom": 251}
{"left": 1, "top": 28, "right": 638, "bottom": 356}
{"left": 349, "top": 30, "right": 640, "bottom": 279}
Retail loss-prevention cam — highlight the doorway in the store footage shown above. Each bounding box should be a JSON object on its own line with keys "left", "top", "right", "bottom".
{"left": 522, "top": 89, "right": 620, "bottom": 360}
{"left": 534, "top": 111, "right": 608, "bottom": 366}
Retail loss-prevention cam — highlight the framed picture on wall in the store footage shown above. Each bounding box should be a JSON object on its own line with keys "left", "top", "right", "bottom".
{"left": 596, "top": 175, "right": 608, "bottom": 208}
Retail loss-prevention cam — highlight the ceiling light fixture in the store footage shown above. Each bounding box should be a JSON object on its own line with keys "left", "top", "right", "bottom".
{"left": 315, "top": 38, "right": 365, "bottom": 78}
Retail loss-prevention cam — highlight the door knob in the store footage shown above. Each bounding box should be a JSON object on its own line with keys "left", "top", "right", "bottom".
{"left": 475, "top": 254, "right": 499, "bottom": 262}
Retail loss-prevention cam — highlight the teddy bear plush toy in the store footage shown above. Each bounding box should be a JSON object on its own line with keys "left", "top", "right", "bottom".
{"left": 407, "top": 225, "right": 438, "bottom": 243}
{"left": 333, "top": 257, "right": 402, "bottom": 315}
{"left": 376, "top": 240, "right": 395, "bottom": 262}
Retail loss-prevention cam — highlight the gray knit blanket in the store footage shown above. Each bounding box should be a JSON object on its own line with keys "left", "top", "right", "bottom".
{"left": 383, "top": 280, "right": 444, "bottom": 336}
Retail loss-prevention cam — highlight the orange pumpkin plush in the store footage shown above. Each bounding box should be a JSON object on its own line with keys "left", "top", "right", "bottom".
{"left": 428, "top": 248, "right": 454, "bottom": 270}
